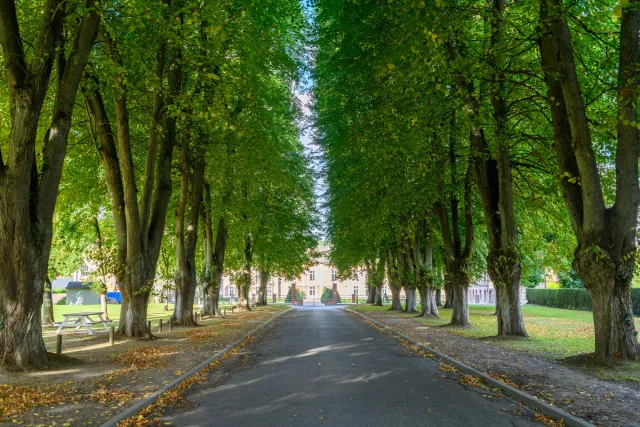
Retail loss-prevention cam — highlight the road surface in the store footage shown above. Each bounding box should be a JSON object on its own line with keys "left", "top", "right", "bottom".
{"left": 162, "top": 307, "right": 539, "bottom": 426}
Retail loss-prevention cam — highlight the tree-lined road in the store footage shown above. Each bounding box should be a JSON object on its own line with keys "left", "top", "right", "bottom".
{"left": 162, "top": 307, "right": 538, "bottom": 426}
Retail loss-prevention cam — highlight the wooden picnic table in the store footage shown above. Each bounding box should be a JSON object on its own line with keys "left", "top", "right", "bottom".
{"left": 53, "top": 312, "right": 112, "bottom": 336}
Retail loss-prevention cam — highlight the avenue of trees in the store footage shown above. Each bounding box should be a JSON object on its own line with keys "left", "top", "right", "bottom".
{"left": 0, "top": 0, "right": 316, "bottom": 369}
{"left": 315, "top": 0, "right": 640, "bottom": 362}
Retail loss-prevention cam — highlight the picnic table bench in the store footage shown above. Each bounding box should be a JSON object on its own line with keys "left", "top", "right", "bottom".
{"left": 53, "top": 312, "right": 112, "bottom": 336}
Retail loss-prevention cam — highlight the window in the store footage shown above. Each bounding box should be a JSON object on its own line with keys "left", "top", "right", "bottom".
{"left": 267, "top": 285, "right": 272, "bottom": 296}
{"left": 353, "top": 286, "right": 359, "bottom": 296}
{"left": 353, "top": 273, "right": 359, "bottom": 281}
{"left": 331, "top": 269, "right": 337, "bottom": 281}
{"left": 309, "top": 286, "right": 316, "bottom": 296}
{"left": 309, "top": 270, "right": 315, "bottom": 281}
{"left": 230, "top": 286, "right": 236, "bottom": 296}
{"left": 382, "top": 284, "right": 389, "bottom": 296}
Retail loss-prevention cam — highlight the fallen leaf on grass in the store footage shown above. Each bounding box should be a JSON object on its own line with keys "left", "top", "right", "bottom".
{"left": 111, "top": 345, "right": 179, "bottom": 370}
{"left": 0, "top": 384, "right": 77, "bottom": 422}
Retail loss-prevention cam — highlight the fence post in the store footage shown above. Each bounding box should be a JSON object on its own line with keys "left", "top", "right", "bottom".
{"left": 168, "top": 320, "right": 172, "bottom": 331}
{"left": 109, "top": 326, "right": 115, "bottom": 346}
{"left": 56, "top": 335, "right": 62, "bottom": 355}
{"left": 159, "top": 319, "right": 163, "bottom": 333}
{"left": 148, "top": 320, "right": 152, "bottom": 332}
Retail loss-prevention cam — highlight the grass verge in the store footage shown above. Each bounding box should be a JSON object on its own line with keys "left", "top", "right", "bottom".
{"left": 350, "top": 303, "right": 640, "bottom": 382}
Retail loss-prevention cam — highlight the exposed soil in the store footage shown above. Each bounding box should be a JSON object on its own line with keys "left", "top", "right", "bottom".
{"left": 350, "top": 309, "right": 640, "bottom": 427}
{"left": 0, "top": 306, "right": 287, "bottom": 427}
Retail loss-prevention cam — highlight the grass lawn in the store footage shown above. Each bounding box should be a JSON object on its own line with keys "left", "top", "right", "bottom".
{"left": 351, "top": 303, "right": 640, "bottom": 382}
{"left": 45, "top": 302, "right": 237, "bottom": 333}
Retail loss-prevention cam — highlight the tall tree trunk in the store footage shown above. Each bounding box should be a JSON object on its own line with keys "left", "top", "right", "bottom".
{"left": 172, "top": 133, "right": 205, "bottom": 327}
{"left": 100, "top": 294, "right": 108, "bottom": 321}
{"left": 93, "top": 216, "right": 109, "bottom": 321}
{"left": 42, "top": 277, "right": 55, "bottom": 326}
{"left": 258, "top": 270, "right": 269, "bottom": 306}
{"left": 435, "top": 288, "right": 442, "bottom": 307}
{"left": 450, "top": 278, "right": 470, "bottom": 328}
{"left": 366, "top": 283, "right": 376, "bottom": 304}
{"left": 119, "top": 289, "right": 151, "bottom": 336}
{"left": 404, "top": 288, "right": 418, "bottom": 313}
{"left": 83, "top": 17, "right": 178, "bottom": 337}
{"left": 0, "top": 0, "right": 100, "bottom": 369}
{"left": 370, "top": 252, "right": 385, "bottom": 306}
{"left": 539, "top": 0, "right": 640, "bottom": 360}
{"left": 389, "top": 286, "right": 402, "bottom": 311}
{"left": 433, "top": 108, "right": 474, "bottom": 328}
{"left": 443, "top": 282, "right": 453, "bottom": 308}
{"left": 238, "top": 236, "right": 253, "bottom": 311}
{"left": 374, "top": 287, "right": 383, "bottom": 306}
{"left": 203, "top": 184, "right": 228, "bottom": 317}
{"left": 418, "top": 286, "right": 439, "bottom": 318}
{"left": 466, "top": 0, "right": 526, "bottom": 338}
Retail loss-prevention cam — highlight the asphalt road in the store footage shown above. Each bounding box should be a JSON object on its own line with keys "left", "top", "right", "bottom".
{"left": 162, "top": 307, "right": 539, "bottom": 426}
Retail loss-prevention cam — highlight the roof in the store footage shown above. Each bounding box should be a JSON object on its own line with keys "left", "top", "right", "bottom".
{"left": 66, "top": 281, "right": 92, "bottom": 290}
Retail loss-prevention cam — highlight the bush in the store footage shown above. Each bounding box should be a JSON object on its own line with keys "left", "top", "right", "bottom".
{"left": 526, "top": 288, "right": 640, "bottom": 315}
{"left": 56, "top": 297, "right": 67, "bottom": 305}
{"left": 51, "top": 289, "right": 67, "bottom": 294}
{"left": 284, "top": 287, "right": 303, "bottom": 303}
{"left": 320, "top": 287, "right": 342, "bottom": 304}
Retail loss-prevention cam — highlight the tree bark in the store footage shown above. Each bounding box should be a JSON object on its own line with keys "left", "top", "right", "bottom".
{"left": 435, "top": 288, "right": 442, "bottom": 307}
{"left": 42, "top": 277, "right": 55, "bottom": 326}
{"left": 0, "top": 0, "right": 100, "bottom": 369}
{"left": 258, "top": 270, "right": 269, "bottom": 306}
{"left": 171, "top": 130, "right": 205, "bottom": 327}
{"left": 386, "top": 247, "right": 403, "bottom": 311}
{"left": 238, "top": 236, "right": 254, "bottom": 311}
{"left": 366, "top": 282, "right": 376, "bottom": 304}
{"left": 539, "top": 0, "right": 640, "bottom": 360}
{"left": 404, "top": 288, "right": 418, "bottom": 313}
{"left": 419, "top": 285, "right": 439, "bottom": 318}
{"left": 82, "top": 15, "right": 179, "bottom": 337}
{"left": 414, "top": 231, "right": 438, "bottom": 318}
{"left": 203, "top": 184, "right": 228, "bottom": 317}
{"left": 443, "top": 282, "right": 453, "bottom": 309}
{"left": 464, "top": 0, "right": 527, "bottom": 338}
{"left": 450, "top": 278, "right": 470, "bottom": 328}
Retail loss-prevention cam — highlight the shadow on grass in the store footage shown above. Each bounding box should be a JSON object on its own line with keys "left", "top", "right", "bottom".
{"left": 475, "top": 335, "right": 531, "bottom": 342}
{"left": 562, "top": 353, "right": 640, "bottom": 383}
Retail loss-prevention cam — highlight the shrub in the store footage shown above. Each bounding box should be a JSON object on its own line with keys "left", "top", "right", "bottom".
{"left": 526, "top": 288, "right": 640, "bottom": 316}
{"left": 51, "top": 289, "right": 67, "bottom": 294}
{"left": 56, "top": 297, "right": 67, "bottom": 306}
{"left": 320, "top": 287, "right": 342, "bottom": 304}
{"left": 284, "top": 287, "right": 303, "bottom": 302}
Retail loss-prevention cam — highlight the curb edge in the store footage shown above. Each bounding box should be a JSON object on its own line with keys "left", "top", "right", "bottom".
{"left": 100, "top": 307, "right": 292, "bottom": 427}
{"left": 347, "top": 308, "right": 596, "bottom": 427}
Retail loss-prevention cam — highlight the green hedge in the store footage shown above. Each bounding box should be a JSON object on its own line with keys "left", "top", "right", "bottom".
{"left": 526, "top": 288, "right": 640, "bottom": 315}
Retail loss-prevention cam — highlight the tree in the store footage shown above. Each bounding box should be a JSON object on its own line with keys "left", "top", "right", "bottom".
{"left": 0, "top": 0, "right": 101, "bottom": 369}
{"left": 86, "top": 217, "right": 119, "bottom": 320}
{"left": 538, "top": 0, "right": 640, "bottom": 361}
{"left": 81, "top": 1, "right": 183, "bottom": 337}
